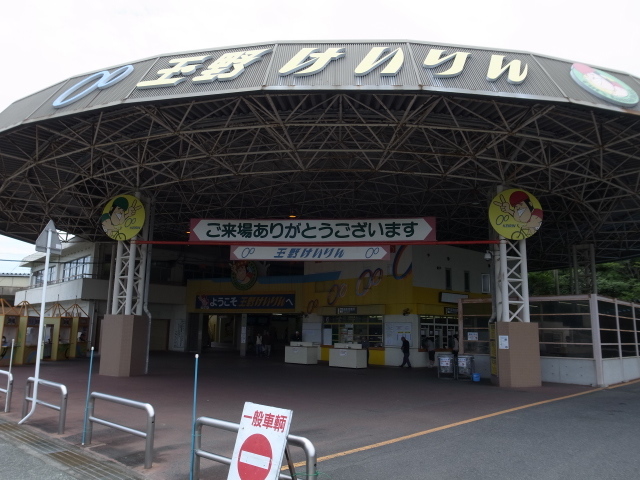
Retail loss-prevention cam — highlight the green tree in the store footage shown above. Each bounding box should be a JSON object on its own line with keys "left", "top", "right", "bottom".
{"left": 528, "top": 258, "right": 640, "bottom": 302}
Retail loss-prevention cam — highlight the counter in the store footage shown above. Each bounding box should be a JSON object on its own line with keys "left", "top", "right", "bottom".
{"left": 284, "top": 342, "right": 318, "bottom": 364}
{"left": 329, "top": 346, "right": 367, "bottom": 368}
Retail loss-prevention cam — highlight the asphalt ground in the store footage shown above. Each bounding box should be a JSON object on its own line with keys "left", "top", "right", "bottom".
{"left": 0, "top": 349, "right": 639, "bottom": 479}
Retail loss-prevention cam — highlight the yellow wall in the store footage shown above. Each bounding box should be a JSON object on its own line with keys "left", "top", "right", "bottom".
{"left": 187, "top": 266, "right": 488, "bottom": 317}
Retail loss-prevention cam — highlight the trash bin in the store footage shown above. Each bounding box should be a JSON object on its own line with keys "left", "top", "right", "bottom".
{"left": 437, "top": 353, "right": 455, "bottom": 379}
{"left": 457, "top": 354, "right": 475, "bottom": 380}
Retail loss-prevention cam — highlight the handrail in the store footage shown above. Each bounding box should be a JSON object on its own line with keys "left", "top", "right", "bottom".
{"left": 21, "top": 377, "right": 68, "bottom": 434}
{"left": 194, "top": 416, "right": 317, "bottom": 480}
{"left": 0, "top": 369, "right": 13, "bottom": 413}
{"left": 85, "top": 392, "right": 155, "bottom": 469}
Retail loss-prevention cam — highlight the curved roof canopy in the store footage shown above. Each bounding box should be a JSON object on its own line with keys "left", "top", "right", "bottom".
{"left": 0, "top": 40, "right": 639, "bottom": 270}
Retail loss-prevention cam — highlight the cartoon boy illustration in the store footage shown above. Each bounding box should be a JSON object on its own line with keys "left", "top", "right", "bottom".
{"left": 570, "top": 63, "right": 638, "bottom": 107}
{"left": 493, "top": 190, "right": 543, "bottom": 237}
{"left": 230, "top": 260, "right": 257, "bottom": 290}
{"left": 573, "top": 64, "right": 627, "bottom": 98}
{"left": 100, "top": 196, "right": 143, "bottom": 240}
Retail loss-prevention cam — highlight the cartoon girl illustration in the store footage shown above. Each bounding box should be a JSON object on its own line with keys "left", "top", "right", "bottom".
{"left": 493, "top": 190, "right": 543, "bottom": 237}
{"left": 100, "top": 196, "right": 143, "bottom": 240}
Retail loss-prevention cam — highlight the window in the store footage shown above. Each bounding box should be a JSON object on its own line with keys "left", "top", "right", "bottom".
{"left": 62, "top": 256, "right": 91, "bottom": 281}
{"left": 323, "top": 316, "right": 383, "bottom": 347}
{"left": 32, "top": 267, "right": 56, "bottom": 286}
{"left": 47, "top": 265, "right": 56, "bottom": 282}
{"left": 420, "top": 315, "right": 459, "bottom": 350}
{"left": 445, "top": 268, "right": 452, "bottom": 290}
{"left": 481, "top": 273, "right": 490, "bottom": 293}
{"left": 32, "top": 270, "right": 44, "bottom": 287}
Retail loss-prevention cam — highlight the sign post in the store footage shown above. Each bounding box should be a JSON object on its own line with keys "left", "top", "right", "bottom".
{"left": 20, "top": 220, "right": 62, "bottom": 425}
{"left": 228, "top": 402, "right": 293, "bottom": 480}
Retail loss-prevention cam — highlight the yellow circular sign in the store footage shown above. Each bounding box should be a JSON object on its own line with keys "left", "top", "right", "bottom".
{"left": 99, "top": 195, "right": 145, "bottom": 240}
{"left": 489, "top": 189, "right": 543, "bottom": 239}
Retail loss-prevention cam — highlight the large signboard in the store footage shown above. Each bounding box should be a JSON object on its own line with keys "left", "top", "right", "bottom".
{"left": 3, "top": 41, "right": 639, "bottom": 135}
{"left": 230, "top": 245, "right": 390, "bottom": 261}
{"left": 191, "top": 218, "right": 435, "bottom": 244}
{"left": 196, "top": 294, "right": 295, "bottom": 310}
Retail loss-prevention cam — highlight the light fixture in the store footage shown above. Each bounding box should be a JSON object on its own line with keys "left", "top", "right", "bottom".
{"left": 484, "top": 250, "right": 492, "bottom": 261}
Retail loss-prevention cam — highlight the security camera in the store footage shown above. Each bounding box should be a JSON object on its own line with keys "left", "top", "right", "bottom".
{"left": 484, "top": 251, "right": 492, "bottom": 261}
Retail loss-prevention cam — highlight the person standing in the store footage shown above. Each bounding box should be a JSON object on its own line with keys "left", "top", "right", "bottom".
{"left": 452, "top": 334, "right": 459, "bottom": 360}
{"left": 263, "top": 331, "right": 272, "bottom": 358}
{"left": 361, "top": 336, "right": 370, "bottom": 364}
{"left": 426, "top": 337, "right": 435, "bottom": 368}
{"left": 399, "top": 336, "right": 411, "bottom": 368}
{"left": 255, "top": 333, "right": 263, "bottom": 357}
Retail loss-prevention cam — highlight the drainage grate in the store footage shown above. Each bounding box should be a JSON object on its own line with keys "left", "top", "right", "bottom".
{"left": 0, "top": 420, "right": 145, "bottom": 479}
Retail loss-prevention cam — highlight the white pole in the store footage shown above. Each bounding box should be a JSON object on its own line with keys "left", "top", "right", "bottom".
{"left": 19, "top": 228, "right": 52, "bottom": 424}
{"left": 125, "top": 242, "right": 137, "bottom": 315}
{"left": 499, "top": 239, "right": 509, "bottom": 322}
{"left": 8, "top": 339, "right": 14, "bottom": 374}
{"left": 519, "top": 239, "right": 530, "bottom": 322}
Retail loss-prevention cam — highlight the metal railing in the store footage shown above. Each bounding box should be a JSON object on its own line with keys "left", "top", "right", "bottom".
{"left": 85, "top": 392, "right": 155, "bottom": 469}
{"left": 0, "top": 369, "right": 13, "bottom": 413}
{"left": 22, "top": 377, "right": 68, "bottom": 434}
{"left": 193, "top": 416, "right": 317, "bottom": 480}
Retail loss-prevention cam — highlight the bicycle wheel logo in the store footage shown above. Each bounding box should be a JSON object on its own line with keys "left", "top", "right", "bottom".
{"left": 356, "top": 268, "right": 383, "bottom": 296}
{"left": 307, "top": 299, "right": 319, "bottom": 314}
{"left": 327, "top": 283, "right": 348, "bottom": 305}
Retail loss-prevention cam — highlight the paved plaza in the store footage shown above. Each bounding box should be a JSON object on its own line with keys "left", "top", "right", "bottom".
{"left": 1, "top": 350, "right": 639, "bottom": 479}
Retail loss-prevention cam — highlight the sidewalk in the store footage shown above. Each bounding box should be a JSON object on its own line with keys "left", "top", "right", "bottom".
{"left": 0, "top": 350, "right": 600, "bottom": 479}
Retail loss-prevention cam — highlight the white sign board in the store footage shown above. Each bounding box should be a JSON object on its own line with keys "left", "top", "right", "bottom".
{"left": 384, "top": 322, "right": 411, "bottom": 347}
{"left": 499, "top": 335, "right": 510, "bottom": 350}
{"left": 191, "top": 217, "right": 436, "bottom": 244}
{"left": 231, "top": 245, "right": 390, "bottom": 261}
{"left": 467, "top": 332, "right": 478, "bottom": 341}
{"left": 35, "top": 220, "right": 62, "bottom": 255}
{"left": 228, "top": 402, "right": 293, "bottom": 480}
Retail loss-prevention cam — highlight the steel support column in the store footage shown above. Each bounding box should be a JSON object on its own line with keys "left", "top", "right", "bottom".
{"left": 571, "top": 244, "right": 597, "bottom": 294}
{"left": 109, "top": 195, "right": 149, "bottom": 317}
{"left": 495, "top": 239, "right": 530, "bottom": 322}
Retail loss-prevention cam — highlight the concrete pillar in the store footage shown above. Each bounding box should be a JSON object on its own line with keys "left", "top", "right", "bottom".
{"left": 99, "top": 314, "right": 148, "bottom": 377}
{"left": 496, "top": 322, "right": 541, "bottom": 388}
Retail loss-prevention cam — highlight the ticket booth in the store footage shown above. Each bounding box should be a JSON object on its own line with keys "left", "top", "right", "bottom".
{"left": 67, "top": 303, "right": 90, "bottom": 358}
{"left": 73, "top": 316, "right": 90, "bottom": 358}
{"left": 42, "top": 303, "right": 72, "bottom": 361}
{"left": 56, "top": 317, "right": 73, "bottom": 360}
{"left": 23, "top": 315, "right": 42, "bottom": 364}
{"left": 3, "top": 302, "right": 40, "bottom": 365}
{"left": 0, "top": 299, "right": 21, "bottom": 367}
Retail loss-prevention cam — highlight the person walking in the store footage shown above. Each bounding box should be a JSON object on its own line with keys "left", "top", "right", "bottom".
{"left": 399, "top": 336, "right": 411, "bottom": 368}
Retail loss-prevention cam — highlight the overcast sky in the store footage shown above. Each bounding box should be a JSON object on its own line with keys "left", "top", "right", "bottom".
{"left": 1, "top": 0, "right": 640, "bottom": 272}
